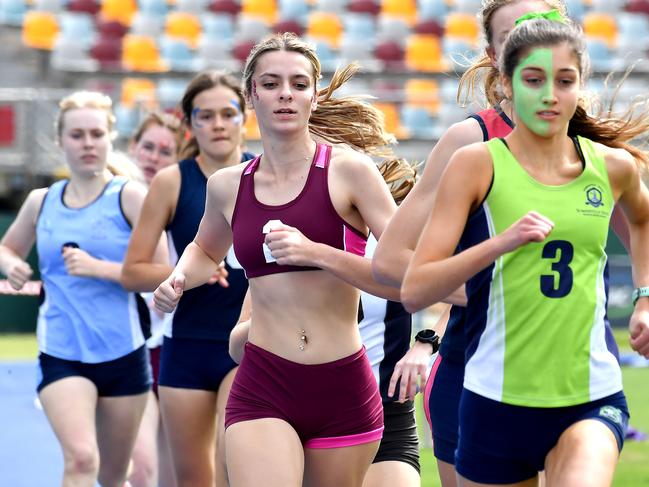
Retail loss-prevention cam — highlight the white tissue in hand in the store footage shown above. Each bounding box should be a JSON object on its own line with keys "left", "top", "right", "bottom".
{"left": 262, "top": 219, "right": 283, "bottom": 263}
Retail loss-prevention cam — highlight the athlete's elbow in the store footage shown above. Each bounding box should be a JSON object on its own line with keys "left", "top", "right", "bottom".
{"left": 401, "top": 281, "right": 427, "bottom": 314}
{"left": 371, "top": 252, "right": 401, "bottom": 287}
{"left": 120, "top": 264, "right": 143, "bottom": 292}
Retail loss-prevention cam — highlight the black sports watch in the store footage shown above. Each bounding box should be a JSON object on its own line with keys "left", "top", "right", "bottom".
{"left": 414, "top": 329, "right": 440, "bottom": 353}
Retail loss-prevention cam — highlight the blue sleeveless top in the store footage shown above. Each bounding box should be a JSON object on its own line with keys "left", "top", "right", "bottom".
{"left": 35, "top": 177, "right": 145, "bottom": 363}
{"left": 165, "top": 154, "right": 253, "bottom": 340}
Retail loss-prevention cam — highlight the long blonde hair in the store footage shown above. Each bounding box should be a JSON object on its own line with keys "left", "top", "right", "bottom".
{"left": 457, "top": 0, "right": 567, "bottom": 107}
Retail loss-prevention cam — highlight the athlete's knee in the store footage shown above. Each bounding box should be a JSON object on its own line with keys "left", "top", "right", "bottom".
{"left": 128, "top": 457, "right": 157, "bottom": 487}
{"left": 63, "top": 442, "right": 100, "bottom": 477}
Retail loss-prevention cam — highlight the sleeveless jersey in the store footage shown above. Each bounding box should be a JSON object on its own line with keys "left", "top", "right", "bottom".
{"left": 231, "top": 143, "right": 367, "bottom": 279}
{"left": 462, "top": 136, "right": 621, "bottom": 407}
{"left": 35, "top": 177, "right": 145, "bottom": 363}
{"left": 358, "top": 235, "right": 411, "bottom": 402}
{"left": 440, "top": 106, "right": 514, "bottom": 364}
{"left": 165, "top": 155, "right": 253, "bottom": 340}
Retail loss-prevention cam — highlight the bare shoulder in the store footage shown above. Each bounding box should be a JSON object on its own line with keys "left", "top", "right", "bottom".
{"left": 438, "top": 117, "right": 486, "bottom": 151}
{"left": 207, "top": 162, "right": 247, "bottom": 204}
{"left": 596, "top": 142, "right": 638, "bottom": 191}
{"left": 22, "top": 187, "right": 49, "bottom": 224}
{"left": 447, "top": 141, "right": 492, "bottom": 171}
{"left": 329, "top": 145, "right": 378, "bottom": 178}
{"left": 150, "top": 163, "right": 181, "bottom": 193}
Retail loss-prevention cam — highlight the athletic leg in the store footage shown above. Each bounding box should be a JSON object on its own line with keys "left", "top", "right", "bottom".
{"left": 96, "top": 392, "right": 148, "bottom": 487}
{"left": 362, "top": 460, "right": 419, "bottom": 487}
{"left": 225, "top": 418, "right": 304, "bottom": 487}
{"left": 456, "top": 475, "right": 539, "bottom": 487}
{"left": 214, "top": 367, "right": 237, "bottom": 487}
{"left": 304, "top": 440, "right": 380, "bottom": 487}
{"left": 159, "top": 386, "right": 218, "bottom": 487}
{"left": 544, "top": 419, "right": 619, "bottom": 487}
{"left": 128, "top": 391, "right": 159, "bottom": 487}
{"left": 39, "top": 377, "right": 99, "bottom": 487}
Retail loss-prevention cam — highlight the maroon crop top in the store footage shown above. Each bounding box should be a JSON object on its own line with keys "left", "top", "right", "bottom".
{"left": 231, "top": 143, "right": 367, "bottom": 278}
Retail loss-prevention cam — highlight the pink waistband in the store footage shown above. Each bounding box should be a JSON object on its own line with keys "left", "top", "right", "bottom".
{"left": 304, "top": 426, "right": 384, "bottom": 449}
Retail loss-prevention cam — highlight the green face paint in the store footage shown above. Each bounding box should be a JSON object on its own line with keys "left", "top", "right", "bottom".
{"left": 512, "top": 48, "right": 554, "bottom": 136}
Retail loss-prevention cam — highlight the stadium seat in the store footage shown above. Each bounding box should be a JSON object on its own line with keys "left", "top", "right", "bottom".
{"left": 373, "top": 39, "right": 404, "bottom": 70}
{"left": 404, "top": 34, "right": 444, "bottom": 72}
{"left": 442, "top": 37, "right": 478, "bottom": 69}
{"left": 342, "top": 13, "right": 376, "bottom": 42}
{"left": 97, "top": 18, "right": 128, "bottom": 38}
{"left": 122, "top": 34, "right": 168, "bottom": 71}
{"left": 0, "top": 0, "right": 28, "bottom": 26}
{"left": 160, "top": 36, "right": 200, "bottom": 71}
{"left": 372, "top": 102, "right": 404, "bottom": 138}
{"left": 114, "top": 104, "right": 139, "bottom": 137}
{"left": 208, "top": 0, "right": 240, "bottom": 15}
{"left": 563, "top": 0, "right": 586, "bottom": 21}
{"left": 67, "top": 0, "right": 100, "bottom": 15}
{"left": 583, "top": 12, "right": 617, "bottom": 47}
{"left": 314, "top": 0, "right": 347, "bottom": 14}
{"left": 418, "top": 0, "right": 446, "bottom": 22}
{"left": 157, "top": 78, "right": 188, "bottom": 110}
{"left": 90, "top": 34, "right": 123, "bottom": 69}
{"left": 310, "top": 39, "right": 338, "bottom": 72}
{"left": 590, "top": 0, "right": 626, "bottom": 13}
{"left": 278, "top": 0, "right": 308, "bottom": 21}
{"left": 22, "top": 10, "right": 59, "bottom": 50}
{"left": 273, "top": 18, "right": 305, "bottom": 36}
{"left": 444, "top": 12, "right": 479, "bottom": 45}
{"left": 347, "top": 0, "right": 380, "bottom": 16}
{"left": 376, "top": 15, "right": 411, "bottom": 43}
{"left": 121, "top": 77, "right": 158, "bottom": 109}
{"left": 380, "top": 0, "right": 416, "bottom": 24}
{"left": 400, "top": 105, "right": 436, "bottom": 138}
{"left": 165, "top": 11, "right": 202, "bottom": 47}
{"left": 59, "top": 12, "right": 97, "bottom": 48}
{"left": 244, "top": 110, "right": 261, "bottom": 140}
{"left": 235, "top": 14, "right": 271, "bottom": 42}
{"left": 307, "top": 11, "right": 343, "bottom": 48}
{"left": 34, "top": 0, "right": 63, "bottom": 13}
{"left": 100, "top": 0, "right": 137, "bottom": 25}
{"left": 404, "top": 78, "right": 439, "bottom": 113}
{"left": 131, "top": 11, "right": 164, "bottom": 37}
{"left": 176, "top": 0, "right": 209, "bottom": 14}
{"left": 626, "top": 0, "right": 649, "bottom": 14}
{"left": 615, "top": 12, "right": 649, "bottom": 58}
{"left": 202, "top": 12, "right": 234, "bottom": 43}
{"left": 339, "top": 33, "right": 380, "bottom": 69}
{"left": 453, "top": 0, "right": 482, "bottom": 14}
{"left": 232, "top": 38, "right": 257, "bottom": 64}
{"left": 241, "top": 0, "right": 276, "bottom": 23}
{"left": 51, "top": 36, "right": 99, "bottom": 70}
{"left": 138, "top": 0, "right": 168, "bottom": 18}
{"left": 586, "top": 37, "right": 618, "bottom": 71}
{"left": 413, "top": 18, "right": 444, "bottom": 37}
{"left": 196, "top": 34, "right": 239, "bottom": 70}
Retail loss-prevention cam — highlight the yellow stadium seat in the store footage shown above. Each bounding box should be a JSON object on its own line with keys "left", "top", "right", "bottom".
{"left": 165, "top": 11, "right": 201, "bottom": 48}
{"left": 307, "top": 12, "right": 343, "bottom": 48}
{"left": 381, "top": 0, "right": 417, "bottom": 24}
{"left": 444, "top": 12, "right": 479, "bottom": 45}
{"left": 404, "top": 78, "right": 440, "bottom": 114}
{"left": 373, "top": 102, "right": 404, "bottom": 138}
{"left": 121, "top": 78, "right": 158, "bottom": 109}
{"left": 22, "top": 10, "right": 59, "bottom": 50}
{"left": 583, "top": 12, "right": 617, "bottom": 47}
{"left": 244, "top": 110, "right": 261, "bottom": 140}
{"left": 100, "top": 0, "right": 137, "bottom": 25}
{"left": 241, "top": 0, "right": 276, "bottom": 23}
{"left": 122, "top": 34, "right": 168, "bottom": 72}
{"left": 404, "top": 34, "right": 445, "bottom": 72}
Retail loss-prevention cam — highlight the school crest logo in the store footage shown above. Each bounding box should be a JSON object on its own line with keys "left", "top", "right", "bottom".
{"left": 599, "top": 405, "right": 623, "bottom": 425}
{"left": 585, "top": 184, "right": 604, "bottom": 208}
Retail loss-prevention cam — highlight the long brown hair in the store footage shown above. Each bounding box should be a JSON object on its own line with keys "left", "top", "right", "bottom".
{"left": 502, "top": 18, "right": 649, "bottom": 168}
{"left": 457, "top": 0, "right": 567, "bottom": 107}
{"left": 178, "top": 70, "right": 247, "bottom": 161}
{"left": 131, "top": 111, "right": 184, "bottom": 152}
{"left": 242, "top": 32, "right": 399, "bottom": 158}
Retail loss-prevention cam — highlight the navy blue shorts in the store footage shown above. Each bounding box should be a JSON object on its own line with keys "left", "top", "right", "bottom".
{"left": 456, "top": 389, "right": 629, "bottom": 484}
{"left": 37, "top": 346, "right": 152, "bottom": 397}
{"left": 424, "top": 353, "right": 464, "bottom": 465}
{"left": 158, "top": 336, "right": 236, "bottom": 391}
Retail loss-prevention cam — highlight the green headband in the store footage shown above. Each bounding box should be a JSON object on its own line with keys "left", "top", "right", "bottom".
{"left": 515, "top": 9, "right": 566, "bottom": 26}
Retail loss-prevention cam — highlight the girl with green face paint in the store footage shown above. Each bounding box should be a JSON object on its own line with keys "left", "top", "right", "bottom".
{"left": 401, "top": 16, "right": 649, "bottom": 487}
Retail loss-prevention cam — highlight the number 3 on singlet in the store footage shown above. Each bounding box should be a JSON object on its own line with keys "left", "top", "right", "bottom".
{"left": 540, "top": 240, "right": 574, "bottom": 298}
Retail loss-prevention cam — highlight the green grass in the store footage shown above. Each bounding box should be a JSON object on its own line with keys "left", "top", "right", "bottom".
{"left": 2, "top": 332, "right": 646, "bottom": 485}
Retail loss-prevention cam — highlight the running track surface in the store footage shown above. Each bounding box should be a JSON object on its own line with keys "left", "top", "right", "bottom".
{"left": 0, "top": 361, "right": 61, "bottom": 486}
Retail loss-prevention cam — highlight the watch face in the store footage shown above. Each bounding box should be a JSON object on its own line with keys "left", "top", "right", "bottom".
{"left": 418, "top": 329, "right": 437, "bottom": 340}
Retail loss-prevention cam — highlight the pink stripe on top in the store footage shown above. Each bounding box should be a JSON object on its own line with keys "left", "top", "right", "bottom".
{"left": 424, "top": 353, "right": 442, "bottom": 433}
{"left": 304, "top": 426, "right": 384, "bottom": 449}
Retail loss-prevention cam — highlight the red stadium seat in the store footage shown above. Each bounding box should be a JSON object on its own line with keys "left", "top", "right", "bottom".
{"left": 273, "top": 19, "right": 305, "bottom": 36}
{"left": 348, "top": 0, "right": 380, "bottom": 16}
{"left": 209, "top": 0, "right": 240, "bottom": 16}
{"left": 67, "top": 0, "right": 100, "bottom": 15}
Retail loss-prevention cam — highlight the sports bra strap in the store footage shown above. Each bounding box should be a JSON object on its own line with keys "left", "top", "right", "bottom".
{"left": 243, "top": 155, "right": 261, "bottom": 175}
{"left": 314, "top": 143, "right": 331, "bottom": 169}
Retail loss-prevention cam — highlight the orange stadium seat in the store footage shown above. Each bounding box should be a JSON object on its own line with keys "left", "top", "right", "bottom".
{"left": 165, "top": 11, "right": 202, "bottom": 47}
{"left": 380, "top": 0, "right": 417, "bottom": 24}
{"left": 404, "top": 78, "right": 440, "bottom": 114}
{"left": 583, "top": 12, "right": 617, "bottom": 47}
{"left": 100, "top": 0, "right": 137, "bottom": 25}
{"left": 22, "top": 10, "right": 59, "bottom": 50}
{"left": 373, "top": 102, "right": 404, "bottom": 138}
{"left": 120, "top": 78, "right": 158, "bottom": 109}
{"left": 241, "top": 0, "right": 276, "bottom": 23}
{"left": 244, "top": 110, "right": 261, "bottom": 140}
{"left": 306, "top": 11, "right": 342, "bottom": 48}
{"left": 404, "top": 34, "right": 445, "bottom": 72}
{"left": 121, "top": 34, "right": 168, "bottom": 71}
{"left": 444, "top": 12, "right": 479, "bottom": 45}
